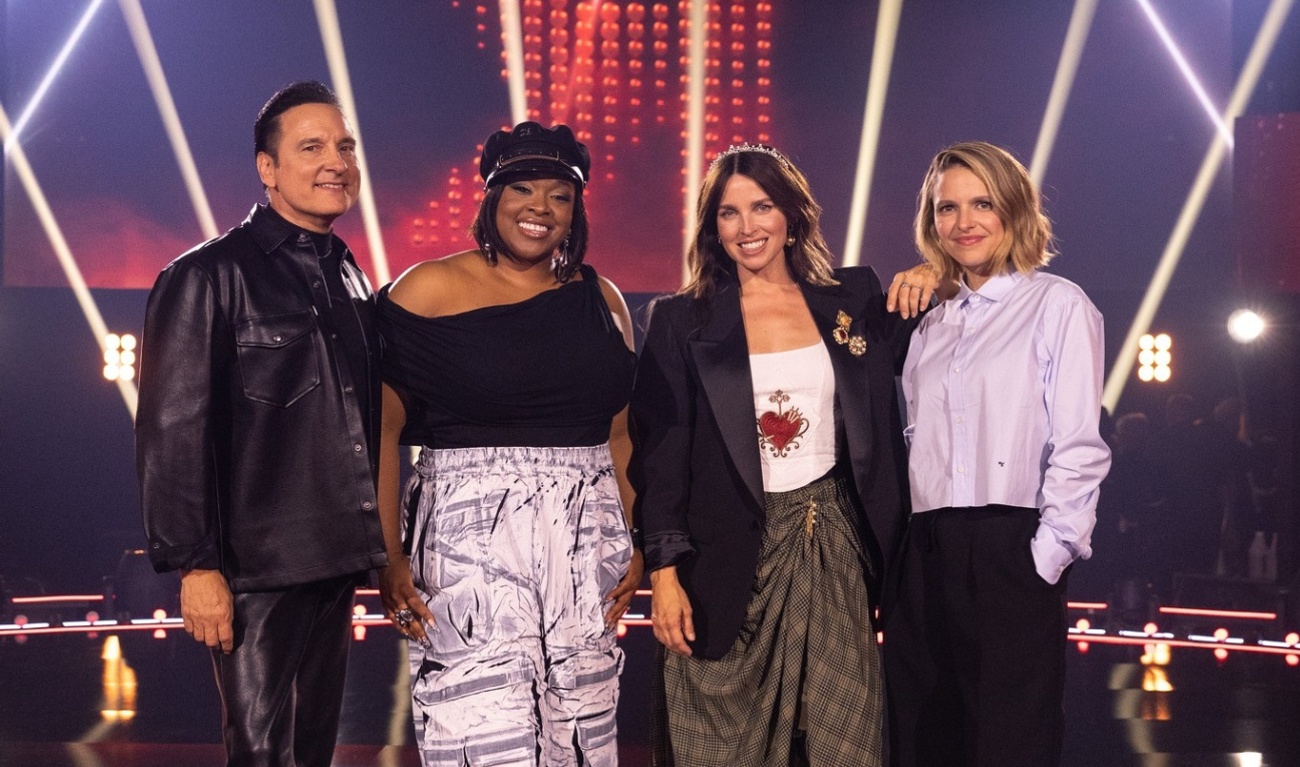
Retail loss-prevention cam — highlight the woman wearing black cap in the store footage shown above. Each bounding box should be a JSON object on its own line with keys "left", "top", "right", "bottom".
{"left": 374, "top": 122, "right": 642, "bottom": 767}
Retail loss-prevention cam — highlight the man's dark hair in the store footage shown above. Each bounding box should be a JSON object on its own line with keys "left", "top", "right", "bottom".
{"left": 254, "top": 80, "right": 341, "bottom": 160}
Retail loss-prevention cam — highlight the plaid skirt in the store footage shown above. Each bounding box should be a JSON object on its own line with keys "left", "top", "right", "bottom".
{"left": 654, "top": 470, "right": 885, "bottom": 767}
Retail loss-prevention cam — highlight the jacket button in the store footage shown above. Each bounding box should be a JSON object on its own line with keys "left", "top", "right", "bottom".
{"left": 362, "top": 501, "right": 373, "bottom": 510}
{"left": 272, "top": 334, "right": 282, "bottom": 343}
{"left": 344, "top": 386, "right": 354, "bottom": 394}
{"left": 353, "top": 444, "right": 363, "bottom": 452}
{"left": 151, "top": 542, "right": 161, "bottom": 549}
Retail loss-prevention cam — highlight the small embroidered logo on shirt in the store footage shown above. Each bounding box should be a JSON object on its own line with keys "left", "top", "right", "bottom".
{"left": 757, "top": 389, "right": 809, "bottom": 457}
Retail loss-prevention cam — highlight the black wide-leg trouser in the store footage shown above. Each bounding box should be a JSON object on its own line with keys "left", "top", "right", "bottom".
{"left": 213, "top": 573, "right": 358, "bottom": 767}
{"left": 884, "top": 506, "right": 1069, "bottom": 767}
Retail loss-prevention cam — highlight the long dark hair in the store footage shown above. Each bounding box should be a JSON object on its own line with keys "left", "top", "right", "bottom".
{"left": 682, "top": 146, "right": 837, "bottom": 299}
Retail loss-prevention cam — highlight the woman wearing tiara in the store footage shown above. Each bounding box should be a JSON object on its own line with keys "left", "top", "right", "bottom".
{"left": 632, "top": 143, "right": 928, "bottom": 766}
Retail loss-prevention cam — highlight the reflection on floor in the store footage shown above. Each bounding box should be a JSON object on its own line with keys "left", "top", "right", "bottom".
{"left": 2, "top": 624, "right": 1299, "bottom": 766}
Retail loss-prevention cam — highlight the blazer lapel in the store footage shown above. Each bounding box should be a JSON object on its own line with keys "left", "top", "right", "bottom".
{"left": 802, "top": 282, "right": 876, "bottom": 493}
{"left": 688, "top": 282, "right": 766, "bottom": 513}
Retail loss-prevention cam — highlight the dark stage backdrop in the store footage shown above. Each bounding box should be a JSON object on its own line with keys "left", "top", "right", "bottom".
{"left": 4, "top": 1, "right": 1300, "bottom": 593}
{"left": 2, "top": 0, "right": 1257, "bottom": 298}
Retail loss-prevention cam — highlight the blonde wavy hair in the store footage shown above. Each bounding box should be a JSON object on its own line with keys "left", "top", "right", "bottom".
{"left": 914, "top": 141, "right": 1054, "bottom": 282}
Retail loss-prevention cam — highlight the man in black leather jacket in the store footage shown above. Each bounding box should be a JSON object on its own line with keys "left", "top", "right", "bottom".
{"left": 135, "top": 81, "right": 387, "bottom": 767}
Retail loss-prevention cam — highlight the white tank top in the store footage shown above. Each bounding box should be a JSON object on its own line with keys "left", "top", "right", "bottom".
{"left": 749, "top": 341, "right": 837, "bottom": 492}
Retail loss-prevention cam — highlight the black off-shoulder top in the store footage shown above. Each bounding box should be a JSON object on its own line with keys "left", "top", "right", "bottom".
{"left": 377, "top": 264, "right": 635, "bottom": 448}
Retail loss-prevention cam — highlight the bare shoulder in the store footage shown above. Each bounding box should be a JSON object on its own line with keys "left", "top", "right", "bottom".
{"left": 387, "top": 251, "right": 479, "bottom": 317}
{"left": 596, "top": 274, "right": 630, "bottom": 316}
{"left": 595, "top": 274, "right": 635, "bottom": 348}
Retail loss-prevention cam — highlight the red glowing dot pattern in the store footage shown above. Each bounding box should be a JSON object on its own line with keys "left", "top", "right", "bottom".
{"left": 405, "top": 1, "right": 778, "bottom": 252}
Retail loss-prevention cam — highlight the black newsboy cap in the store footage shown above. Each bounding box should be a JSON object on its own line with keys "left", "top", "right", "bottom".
{"left": 479, "top": 122, "right": 591, "bottom": 190}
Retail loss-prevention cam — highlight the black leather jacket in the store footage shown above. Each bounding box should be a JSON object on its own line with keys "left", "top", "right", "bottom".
{"left": 136, "top": 205, "right": 387, "bottom": 592}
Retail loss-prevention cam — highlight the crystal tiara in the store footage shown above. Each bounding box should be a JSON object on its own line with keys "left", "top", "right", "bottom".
{"left": 709, "top": 142, "right": 791, "bottom": 170}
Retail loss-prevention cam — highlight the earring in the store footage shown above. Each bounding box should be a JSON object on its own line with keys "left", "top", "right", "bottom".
{"left": 553, "top": 235, "right": 572, "bottom": 274}
{"left": 785, "top": 234, "right": 796, "bottom": 247}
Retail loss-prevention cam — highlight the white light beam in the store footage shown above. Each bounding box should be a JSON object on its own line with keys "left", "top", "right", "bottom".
{"left": 117, "top": 0, "right": 218, "bottom": 240}
{"left": 1136, "top": 0, "right": 1235, "bottom": 149}
{"left": 1030, "top": 0, "right": 1098, "bottom": 186}
{"left": 4, "top": 0, "right": 105, "bottom": 152}
{"left": 500, "top": 0, "right": 528, "bottom": 125}
{"left": 313, "top": 0, "right": 393, "bottom": 286}
{"left": 842, "top": 0, "right": 903, "bottom": 268}
{"left": 681, "top": 0, "right": 708, "bottom": 281}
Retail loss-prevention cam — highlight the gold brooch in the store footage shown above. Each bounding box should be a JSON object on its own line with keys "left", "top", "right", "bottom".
{"left": 833, "top": 310, "right": 866, "bottom": 356}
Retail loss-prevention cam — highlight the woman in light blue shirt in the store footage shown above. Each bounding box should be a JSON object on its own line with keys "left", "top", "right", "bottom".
{"left": 884, "top": 141, "right": 1111, "bottom": 767}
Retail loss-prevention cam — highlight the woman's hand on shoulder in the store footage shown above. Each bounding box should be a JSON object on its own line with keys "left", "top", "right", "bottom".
{"left": 649, "top": 565, "right": 695, "bottom": 656}
{"left": 887, "top": 263, "right": 953, "bottom": 319}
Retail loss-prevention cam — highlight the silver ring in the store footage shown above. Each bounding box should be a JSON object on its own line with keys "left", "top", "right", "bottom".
{"left": 394, "top": 608, "right": 415, "bottom": 627}
{"left": 900, "top": 281, "right": 912, "bottom": 288}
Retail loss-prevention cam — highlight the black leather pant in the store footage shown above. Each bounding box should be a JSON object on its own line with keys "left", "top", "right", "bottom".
{"left": 213, "top": 574, "right": 357, "bottom": 767}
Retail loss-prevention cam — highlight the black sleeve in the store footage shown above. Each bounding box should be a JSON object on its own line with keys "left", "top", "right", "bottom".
{"left": 135, "top": 260, "right": 227, "bottom": 574}
{"left": 630, "top": 296, "right": 698, "bottom": 571}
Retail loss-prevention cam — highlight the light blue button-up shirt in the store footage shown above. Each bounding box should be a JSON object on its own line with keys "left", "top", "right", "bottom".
{"left": 902, "top": 270, "right": 1112, "bottom": 584}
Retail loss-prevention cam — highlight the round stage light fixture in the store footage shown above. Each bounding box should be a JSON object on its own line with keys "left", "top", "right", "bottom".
{"left": 1137, "top": 333, "right": 1172, "bottom": 383}
{"left": 1227, "top": 309, "right": 1265, "bottom": 344}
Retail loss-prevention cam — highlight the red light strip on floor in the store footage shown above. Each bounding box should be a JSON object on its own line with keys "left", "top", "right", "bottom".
{"left": 1067, "top": 601, "right": 1108, "bottom": 611}
{"left": 1158, "top": 606, "right": 1278, "bottom": 621}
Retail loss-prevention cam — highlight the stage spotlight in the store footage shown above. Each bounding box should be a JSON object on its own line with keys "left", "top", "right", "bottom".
{"left": 1227, "top": 309, "right": 1266, "bottom": 344}
{"left": 1137, "top": 333, "right": 1172, "bottom": 383}
{"left": 102, "top": 333, "right": 138, "bottom": 381}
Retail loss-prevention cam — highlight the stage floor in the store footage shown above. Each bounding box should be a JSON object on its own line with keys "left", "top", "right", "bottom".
{"left": 2, "top": 625, "right": 1299, "bottom": 767}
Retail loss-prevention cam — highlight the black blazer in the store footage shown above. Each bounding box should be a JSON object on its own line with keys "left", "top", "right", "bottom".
{"left": 630, "top": 266, "right": 914, "bottom": 659}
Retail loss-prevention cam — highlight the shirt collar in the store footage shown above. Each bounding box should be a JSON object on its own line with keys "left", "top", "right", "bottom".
{"left": 957, "top": 270, "right": 1024, "bottom": 305}
{"left": 245, "top": 203, "right": 335, "bottom": 256}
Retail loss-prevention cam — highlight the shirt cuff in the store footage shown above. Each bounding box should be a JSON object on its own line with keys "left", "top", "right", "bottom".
{"left": 1030, "top": 526, "right": 1075, "bottom": 585}
{"left": 644, "top": 531, "right": 695, "bottom": 572}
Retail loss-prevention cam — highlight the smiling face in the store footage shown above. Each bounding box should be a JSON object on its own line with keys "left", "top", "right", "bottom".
{"left": 932, "top": 164, "right": 1006, "bottom": 290}
{"left": 256, "top": 103, "right": 359, "bottom": 233}
{"left": 493, "top": 177, "right": 575, "bottom": 264}
{"left": 716, "top": 173, "right": 791, "bottom": 282}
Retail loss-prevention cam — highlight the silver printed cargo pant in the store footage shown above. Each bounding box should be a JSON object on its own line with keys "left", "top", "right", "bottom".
{"left": 402, "top": 445, "right": 632, "bottom": 767}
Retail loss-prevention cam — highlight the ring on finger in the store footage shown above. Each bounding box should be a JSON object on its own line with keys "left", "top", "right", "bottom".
{"left": 900, "top": 281, "right": 912, "bottom": 288}
{"left": 394, "top": 607, "right": 415, "bottom": 627}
